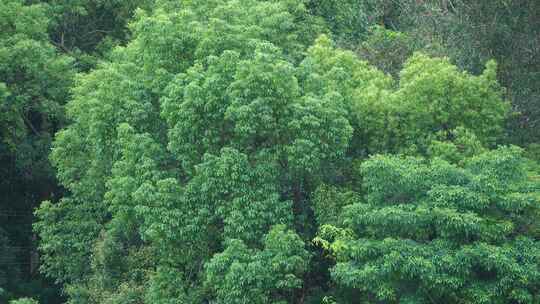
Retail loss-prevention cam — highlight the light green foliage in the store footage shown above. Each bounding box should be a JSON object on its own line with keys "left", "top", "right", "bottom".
{"left": 185, "top": 148, "right": 292, "bottom": 245}
{"left": 317, "top": 147, "right": 540, "bottom": 303}
{"left": 205, "top": 225, "right": 309, "bottom": 304}
{"left": 299, "top": 35, "right": 391, "bottom": 157}
{"left": 35, "top": 60, "right": 159, "bottom": 289}
{"left": 315, "top": 0, "right": 540, "bottom": 145}
{"left": 10, "top": 298, "right": 39, "bottom": 304}
{"left": 431, "top": 0, "right": 540, "bottom": 144}
{"left": 106, "top": 123, "right": 170, "bottom": 220}
{"left": 136, "top": 148, "right": 296, "bottom": 301}
{"left": 394, "top": 55, "right": 508, "bottom": 148}
{"left": 161, "top": 39, "right": 352, "bottom": 178}
{"left": 301, "top": 37, "right": 508, "bottom": 157}
{"left": 35, "top": 0, "right": 329, "bottom": 302}
{"left": 525, "top": 143, "right": 540, "bottom": 163}
{"left": 365, "top": 0, "right": 540, "bottom": 145}
{"left": 428, "top": 127, "right": 487, "bottom": 164}
{"left": 0, "top": 3, "right": 150, "bottom": 297}
{"left": 34, "top": 198, "right": 107, "bottom": 284}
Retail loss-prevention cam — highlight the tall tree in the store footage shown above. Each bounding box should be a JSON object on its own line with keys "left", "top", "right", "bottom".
{"left": 35, "top": 0, "right": 332, "bottom": 302}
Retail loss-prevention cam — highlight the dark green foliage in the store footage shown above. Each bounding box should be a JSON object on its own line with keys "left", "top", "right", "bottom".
{"left": 356, "top": 26, "right": 410, "bottom": 75}
{"left": 0, "top": 0, "right": 153, "bottom": 302}
{"left": 435, "top": 1, "right": 540, "bottom": 144}
{"left": 0, "top": 228, "right": 21, "bottom": 301}
{"left": 43, "top": 0, "right": 154, "bottom": 69}
{"left": 306, "top": 0, "right": 371, "bottom": 44}
{"left": 0, "top": 0, "right": 74, "bottom": 302}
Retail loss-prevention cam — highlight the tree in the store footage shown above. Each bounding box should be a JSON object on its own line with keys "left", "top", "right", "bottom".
{"left": 1, "top": 0, "right": 158, "bottom": 301}
{"left": 32, "top": 0, "right": 522, "bottom": 303}
{"left": 316, "top": 147, "right": 540, "bottom": 303}
{"left": 205, "top": 225, "right": 309, "bottom": 304}
{"left": 301, "top": 37, "right": 508, "bottom": 157}
{"left": 332, "top": 0, "right": 540, "bottom": 146}
{"left": 35, "top": 0, "right": 336, "bottom": 302}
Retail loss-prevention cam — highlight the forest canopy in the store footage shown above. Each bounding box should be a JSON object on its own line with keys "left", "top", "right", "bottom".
{"left": 1, "top": 0, "right": 539, "bottom": 303}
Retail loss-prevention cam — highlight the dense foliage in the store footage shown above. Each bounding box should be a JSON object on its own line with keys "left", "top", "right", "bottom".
{"left": 316, "top": 147, "right": 540, "bottom": 303}
{"left": 0, "top": 1, "right": 73, "bottom": 302}
{"left": 1, "top": 0, "right": 146, "bottom": 302}
{"left": 1, "top": 0, "right": 538, "bottom": 303}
